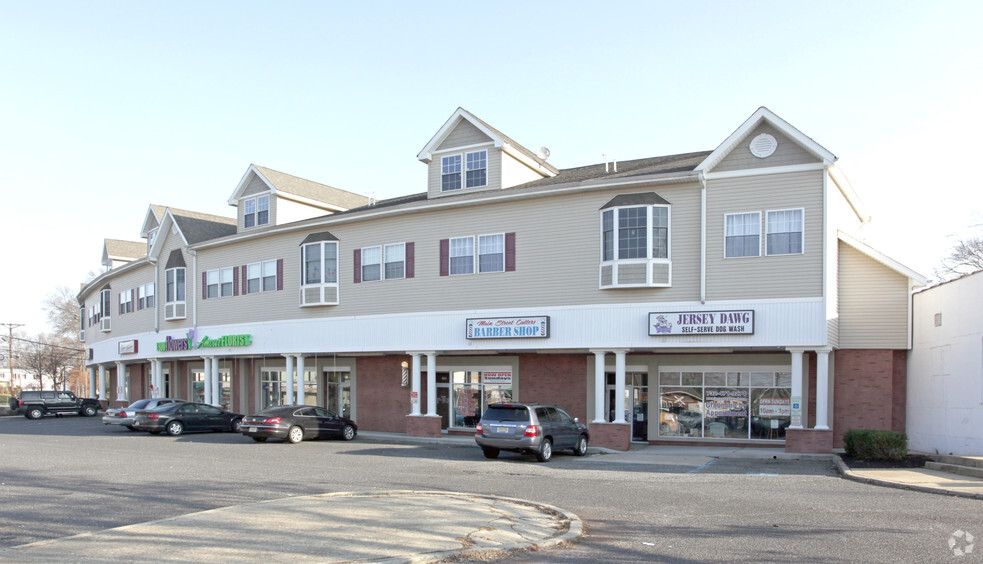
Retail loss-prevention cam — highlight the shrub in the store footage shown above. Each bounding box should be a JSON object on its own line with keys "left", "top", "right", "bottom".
{"left": 843, "top": 429, "right": 908, "bottom": 460}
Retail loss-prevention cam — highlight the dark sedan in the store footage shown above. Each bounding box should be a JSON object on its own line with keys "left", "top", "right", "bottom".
{"left": 241, "top": 405, "right": 357, "bottom": 444}
{"left": 132, "top": 402, "right": 243, "bottom": 436}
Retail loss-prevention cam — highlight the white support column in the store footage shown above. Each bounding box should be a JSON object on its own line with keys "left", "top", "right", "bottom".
{"left": 284, "top": 355, "right": 295, "bottom": 406}
{"left": 88, "top": 367, "right": 97, "bottom": 399}
{"left": 211, "top": 358, "right": 221, "bottom": 407}
{"left": 296, "top": 355, "right": 306, "bottom": 405}
{"left": 97, "top": 365, "right": 106, "bottom": 400}
{"left": 410, "top": 352, "right": 422, "bottom": 416}
{"left": 149, "top": 360, "right": 157, "bottom": 397}
{"left": 815, "top": 349, "right": 830, "bottom": 430}
{"left": 425, "top": 352, "right": 437, "bottom": 416}
{"left": 613, "top": 349, "right": 627, "bottom": 424}
{"left": 591, "top": 350, "right": 607, "bottom": 423}
{"left": 154, "top": 360, "right": 162, "bottom": 397}
{"left": 115, "top": 362, "right": 126, "bottom": 402}
{"left": 789, "top": 349, "right": 804, "bottom": 429}
{"left": 203, "top": 357, "right": 212, "bottom": 405}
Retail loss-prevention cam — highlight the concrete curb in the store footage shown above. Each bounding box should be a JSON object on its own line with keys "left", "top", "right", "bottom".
{"left": 833, "top": 455, "right": 983, "bottom": 501}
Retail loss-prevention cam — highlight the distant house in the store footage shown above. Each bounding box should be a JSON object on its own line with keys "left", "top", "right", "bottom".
{"left": 908, "top": 270, "right": 983, "bottom": 455}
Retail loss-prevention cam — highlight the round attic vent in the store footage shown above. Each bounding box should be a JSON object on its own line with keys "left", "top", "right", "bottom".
{"left": 749, "top": 133, "right": 778, "bottom": 158}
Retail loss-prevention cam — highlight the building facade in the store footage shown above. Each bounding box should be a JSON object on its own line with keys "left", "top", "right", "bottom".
{"left": 77, "top": 107, "right": 926, "bottom": 453}
{"left": 908, "top": 271, "right": 983, "bottom": 455}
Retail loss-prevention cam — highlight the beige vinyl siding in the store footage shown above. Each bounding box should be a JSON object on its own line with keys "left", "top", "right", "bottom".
{"left": 706, "top": 170, "right": 824, "bottom": 300}
{"left": 837, "top": 241, "right": 910, "bottom": 349}
{"left": 435, "top": 120, "right": 492, "bottom": 151}
{"left": 105, "top": 262, "right": 158, "bottom": 339}
{"left": 427, "top": 147, "right": 501, "bottom": 198}
{"left": 714, "top": 124, "right": 821, "bottom": 173}
{"left": 196, "top": 181, "right": 704, "bottom": 327}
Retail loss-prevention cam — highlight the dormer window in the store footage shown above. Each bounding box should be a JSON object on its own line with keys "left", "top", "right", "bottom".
{"left": 441, "top": 150, "right": 487, "bottom": 192}
{"left": 244, "top": 195, "right": 270, "bottom": 228}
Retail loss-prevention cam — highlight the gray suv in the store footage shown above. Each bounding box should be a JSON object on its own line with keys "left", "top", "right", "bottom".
{"left": 475, "top": 403, "right": 589, "bottom": 462}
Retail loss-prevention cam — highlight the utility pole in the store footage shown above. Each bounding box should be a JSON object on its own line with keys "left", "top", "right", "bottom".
{"left": 1, "top": 323, "right": 24, "bottom": 394}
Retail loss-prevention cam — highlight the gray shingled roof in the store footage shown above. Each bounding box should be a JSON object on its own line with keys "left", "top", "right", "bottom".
{"left": 171, "top": 214, "right": 237, "bottom": 245}
{"left": 516, "top": 151, "right": 711, "bottom": 189}
{"left": 463, "top": 110, "right": 560, "bottom": 175}
{"left": 254, "top": 165, "right": 370, "bottom": 210}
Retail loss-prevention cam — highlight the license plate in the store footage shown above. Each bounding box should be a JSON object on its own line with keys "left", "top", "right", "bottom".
{"left": 495, "top": 426, "right": 508, "bottom": 434}
{"left": 248, "top": 427, "right": 257, "bottom": 432}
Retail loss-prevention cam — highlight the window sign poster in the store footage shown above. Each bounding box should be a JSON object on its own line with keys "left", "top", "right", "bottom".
{"left": 482, "top": 371, "right": 512, "bottom": 385}
{"left": 759, "top": 397, "right": 791, "bottom": 417}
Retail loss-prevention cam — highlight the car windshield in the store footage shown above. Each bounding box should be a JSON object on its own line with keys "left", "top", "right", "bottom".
{"left": 482, "top": 407, "right": 530, "bottom": 423}
{"left": 128, "top": 400, "right": 151, "bottom": 409}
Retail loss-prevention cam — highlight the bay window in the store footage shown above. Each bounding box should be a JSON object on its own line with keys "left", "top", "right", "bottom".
{"left": 301, "top": 236, "right": 339, "bottom": 306}
{"left": 164, "top": 267, "right": 186, "bottom": 320}
{"left": 599, "top": 193, "right": 672, "bottom": 288}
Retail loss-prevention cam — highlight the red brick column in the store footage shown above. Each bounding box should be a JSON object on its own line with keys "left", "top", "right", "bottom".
{"left": 785, "top": 429, "right": 833, "bottom": 454}
{"left": 589, "top": 422, "right": 631, "bottom": 451}
{"left": 406, "top": 415, "right": 442, "bottom": 438}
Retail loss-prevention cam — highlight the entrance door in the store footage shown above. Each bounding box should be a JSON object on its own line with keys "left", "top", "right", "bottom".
{"left": 606, "top": 372, "right": 649, "bottom": 442}
{"left": 325, "top": 370, "right": 352, "bottom": 420}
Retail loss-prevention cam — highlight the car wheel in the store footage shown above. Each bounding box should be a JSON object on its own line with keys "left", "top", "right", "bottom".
{"left": 251, "top": 437, "right": 268, "bottom": 443}
{"left": 26, "top": 408, "right": 43, "bottom": 420}
{"left": 573, "top": 435, "right": 589, "bottom": 456}
{"left": 482, "top": 447, "right": 500, "bottom": 459}
{"left": 166, "top": 421, "right": 184, "bottom": 436}
{"left": 81, "top": 405, "right": 97, "bottom": 417}
{"left": 287, "top": 426, "right": 304, "bottom": 444}
{"left": 536, "top": 438, "right": 553, "bottom": 462}
{"left": 230, "top": 418, "right": 242, "bottom": 433}
{"left": 341, "top": 424, "right": 356, "bottom": 441}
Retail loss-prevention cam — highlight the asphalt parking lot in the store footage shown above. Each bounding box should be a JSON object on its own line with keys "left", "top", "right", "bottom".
{"left": 0, "top": 414, "right": 980, "bottom": 562}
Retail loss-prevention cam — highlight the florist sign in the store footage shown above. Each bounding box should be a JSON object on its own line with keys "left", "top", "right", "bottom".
{"left": 157, "top": 329, "right": 252, "bottom": 352}
{"left": 466, "top": 316, "right": 549, "bottom": 339}
{"left": 649, "top": 310, "right": 754, "bottom": 336}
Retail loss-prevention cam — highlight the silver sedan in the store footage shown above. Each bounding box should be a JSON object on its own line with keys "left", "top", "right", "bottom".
{"left": 102, "top": 398, "right": 186, "bottom": 430}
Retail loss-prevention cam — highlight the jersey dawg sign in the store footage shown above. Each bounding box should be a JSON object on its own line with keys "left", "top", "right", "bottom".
{"left": 649, "top": 310, "right": 754, "bottom": 336}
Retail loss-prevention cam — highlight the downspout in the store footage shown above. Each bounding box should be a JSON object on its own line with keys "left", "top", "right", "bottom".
{"left": 150, "top": 259, "right": 159, "bottom": 333}
{"left": 699, "top": 171, "right": 707, "bottom": 304}
{"left": 189, "top": 249, "right": 198, "bottom": 328}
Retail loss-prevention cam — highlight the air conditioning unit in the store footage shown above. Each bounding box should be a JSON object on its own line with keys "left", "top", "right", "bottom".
{"left": 79, "top": 330, "right": 86, "bottom": 343}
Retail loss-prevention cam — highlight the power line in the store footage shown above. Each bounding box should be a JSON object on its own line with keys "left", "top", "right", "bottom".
{"left": 1, "top": 334, "right": 85, "bottom": 354}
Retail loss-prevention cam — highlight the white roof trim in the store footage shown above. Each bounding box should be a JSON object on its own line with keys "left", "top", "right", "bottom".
{"left": 139, "top": 205, "right": 163, "bottom": 238}
{"left": 416, "top": 108, "right": 502, "bottom": 163}
{"left": 696, "top": 107, "right": 837, "bottom": 173}
{"left": 838, "top": 230, "right": 928, "bottom": 285}
{"left": 827, "top": 163, "right": 870, "bottom": 224}
{"left": 147, "top": 209, "right": 189, "bottom": 262}
{"left": 227, "top": 164, "right": 277, "bottom": 206}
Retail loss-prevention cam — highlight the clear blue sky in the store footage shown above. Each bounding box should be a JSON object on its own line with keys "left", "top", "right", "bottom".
{"left": 2, "top": 1, "right": 981, "bottom": 335}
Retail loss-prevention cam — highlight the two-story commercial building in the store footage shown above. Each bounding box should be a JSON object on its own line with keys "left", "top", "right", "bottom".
{"left": 78, "top": 107, "right": 926, "bottom": 453}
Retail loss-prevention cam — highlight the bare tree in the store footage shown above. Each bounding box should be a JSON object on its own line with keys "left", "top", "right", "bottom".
{"left": 935, "top": 237, "right": 983, "bottom": 280}
{"left": 43, "top": 285, "right": 82, "bottom": 341}
{"left": 15, "top": 334, "right": 82, "bottom": 390}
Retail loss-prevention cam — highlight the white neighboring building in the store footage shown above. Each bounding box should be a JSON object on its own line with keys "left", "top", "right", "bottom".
{"left": 0, "top": 368, "right": 49, "bottom": 391}
{"left": 908, "top": 270, "right": 983, "bottom": 455}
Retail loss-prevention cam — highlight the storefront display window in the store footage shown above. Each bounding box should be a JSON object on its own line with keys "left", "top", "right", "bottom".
{"left": 303, "top": 370, "right": 318, "bottom": 406}
{"left": 192, "top": 369, "right": 231, "bottom": 407}
{"left": 261, "top": 369, "right": 285, "bottom": 409}
{"left": 658, "top": 370, "right": 790, "bottom": 440}
{"left": 450, "top": 370, "right": 512, "bottom": 429}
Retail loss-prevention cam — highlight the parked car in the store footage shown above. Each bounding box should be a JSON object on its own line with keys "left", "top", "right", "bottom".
{"left": 241, "top": 405, "right": 357, "bottom": 444}
{"left": 102, "top": 398, "right": 186, "bottom": 430}
{"left": 8, "top": 390, "right": 101, "bottom": 419}
{"left": 131, "top": 402, "right": 243, "bottom": 436}
{"left": 475, "top": 402, "right": 589, "bottom": 462}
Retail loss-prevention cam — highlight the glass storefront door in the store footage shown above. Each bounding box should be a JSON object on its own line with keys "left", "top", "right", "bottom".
{"left": 325, "top": 370, "right": 351, "bottom": 419}
{"left": 606, "top": 373, "right": 648, "bottom": 442}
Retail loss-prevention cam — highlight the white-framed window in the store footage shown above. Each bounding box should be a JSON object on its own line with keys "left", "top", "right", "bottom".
{"left": 165, "top": 268, "right": 185, "bottom": 303}
{"left": 138, "top": 283, "right": 155, "bottom": 310}
{"left": 600, "top": 200, "right": 672, "bottom": 288}
{"left": 119, "top": 290, "right": 133, "bottom": 315}
{"left": 247, "top": 260, "right": 277, "bottom": 293}
{"left": 361, "top": 246, "right": 382, "bottom": 282}
{"left": 725, "top": 212, "right": 761, "bottom": 258}
{"left": 441, "top": 155, "right": 462, "bottom": 191}
{"left": 243, "top": 195, "right": 270, "bottom": 228}
{"left": 441, "top": 150, "right": 488, "bottom": 192}
{"left": 206, "top": 267, "right": 234, "bottom": 298}
{"left": 449, "top": 236, "right": 475, "bottom": 275}
{"left": 384, "top": 243, "right": 405, "bottom": 280}
{"left": 100, "top": 288, "right": 112, "bottom": 331}
{"left": 766, "top": 209, "right": 804, "bottom": 256}
{"left": 301, "top": 240, "right": 339, "bottom": 306}
{"left": 478, "top": 234, "right": 505, "bottom": 273}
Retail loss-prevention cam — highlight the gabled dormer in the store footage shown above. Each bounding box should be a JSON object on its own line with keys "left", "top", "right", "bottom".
{"left": 227, "top": 164, "right": 370, "bottom": 233}
{"left": 102, "top": 239, "right": 147, "bottom": 270}
{"left": 417, "top": 108, "right": 559, "bottom": 199}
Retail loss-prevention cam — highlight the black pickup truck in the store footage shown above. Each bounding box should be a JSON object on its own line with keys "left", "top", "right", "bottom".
{"left": 8, "top": 390, "right": 101, "bottom": 419}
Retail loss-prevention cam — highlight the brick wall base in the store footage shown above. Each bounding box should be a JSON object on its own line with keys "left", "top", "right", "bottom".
{"left": 589, "top": 422, "right": 631, "bottom": 451}
{"left": 785, "top": 429, "right": 833, "bottom": 454}
{"left": 406, "top": 415, "right": 442, "bottom": 438}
